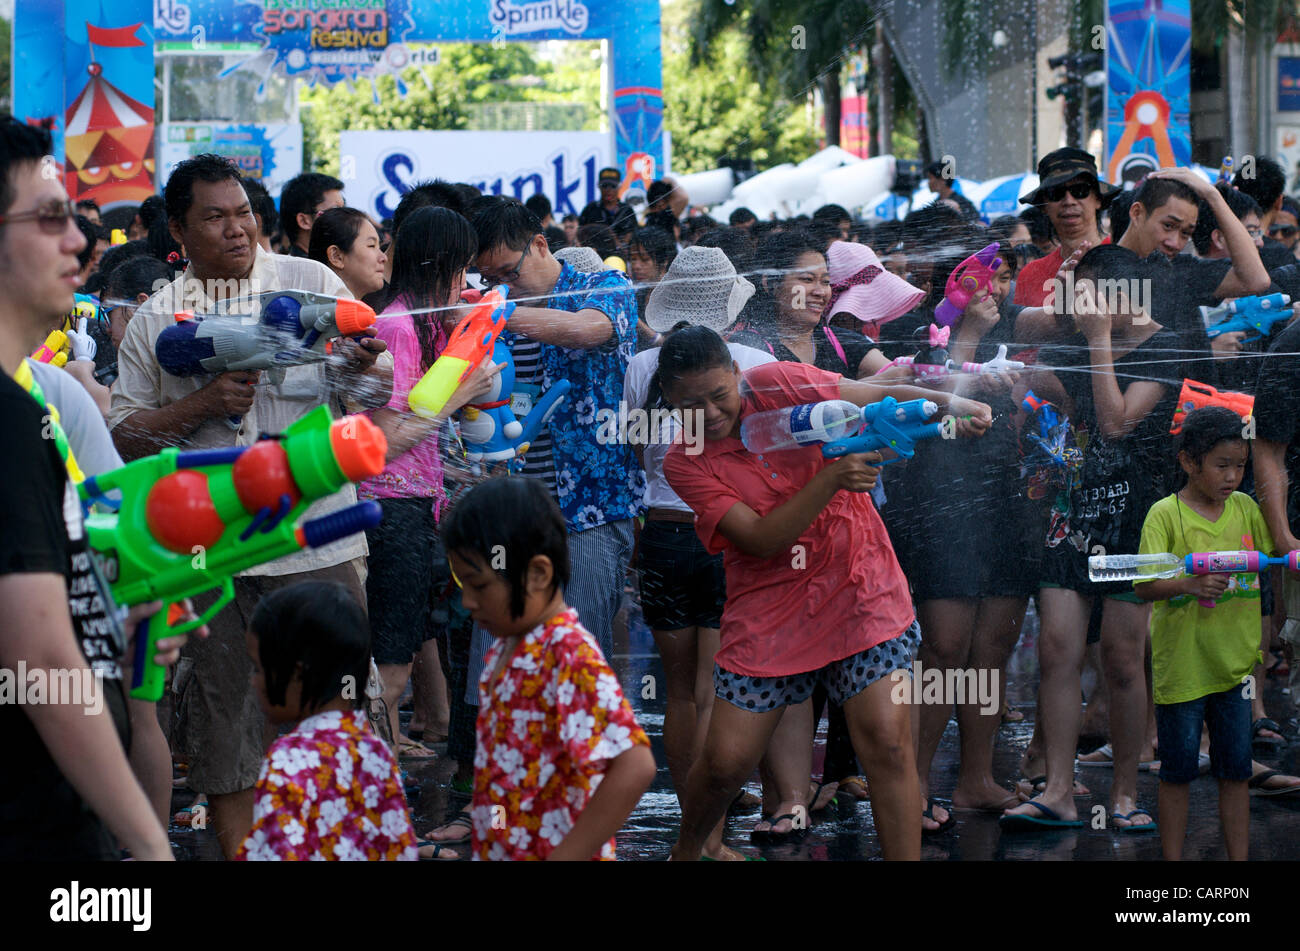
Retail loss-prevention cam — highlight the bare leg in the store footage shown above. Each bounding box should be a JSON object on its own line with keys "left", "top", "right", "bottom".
{"left": 1003, "top": 587, "right": 1090, "bottom": 822}
{"left": 953, "top": 596, "right": 1027, "bottom": 809}
{"left": 208, "top": 788, "right": 255, "bottom": 860}
{"left": 1101, "top": 599, "right": 1151, "bottom": 826}
{"left": 842, "top": 675, "right": 920, "bottom": 860}
{"left": 1157, "top": 781, "right": 1189, "bottom": 860}
{"left": 377, "top": 662, "right": 414, "bottom": 752}
{"left": 755, "top": 699, "right": 813, "bottom": 834}
{"left": 914, "top": 599, "right": 977, "bottom": 795}
{"left": 127, "top": 697, "right": 173, "bottom": 827}
{"left": 410, "top": 639, "right": 449, "bottom": 739}
{"left": 1219, "top": 779, "right": 1249, "bottom": 861}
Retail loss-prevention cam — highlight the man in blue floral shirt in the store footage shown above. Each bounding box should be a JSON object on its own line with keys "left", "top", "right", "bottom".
{"left": 471, "top": 198, "right": 644, "bottom": 657}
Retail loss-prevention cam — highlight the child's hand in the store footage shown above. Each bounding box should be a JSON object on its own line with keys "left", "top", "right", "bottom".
{"left": 448, "top": 361, "right": 505, "bottom": 415}
{"left": 123, "top": 599, "right": 209, "bottom": 670}
{"left": 962, "top": 289, "right": 999, "bottom": 331}
{"left": 828, "top": 452, "right": 883, "bottom": 493}
{"left": 947, "top": 396, "right": 993, "bottom": 435}
{"left": 1184, "top": 574, "right": 1230, "bottom": 602}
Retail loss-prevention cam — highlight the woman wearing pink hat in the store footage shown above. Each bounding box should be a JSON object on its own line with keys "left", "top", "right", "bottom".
{"left": 823, "top": 240, "right": 927, "bottom": 343}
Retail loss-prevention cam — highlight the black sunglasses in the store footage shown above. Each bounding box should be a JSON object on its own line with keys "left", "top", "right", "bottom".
{"left": 1270, "top": 225, "right": 1298, "bottom": 237}
{"left": 1042, "top": 182, "right": 1096, "bottom": 203}
{"left": 0, "top": 198, "right": 77, "bottom": 235}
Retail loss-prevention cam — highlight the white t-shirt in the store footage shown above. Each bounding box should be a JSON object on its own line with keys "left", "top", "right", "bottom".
{"left": 623, "top": 342, "right": 775, "bottom": 513}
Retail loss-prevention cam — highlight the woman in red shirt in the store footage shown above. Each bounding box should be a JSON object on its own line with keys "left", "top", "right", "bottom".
{"left": 660, "top": 326, "right": 991, "bottom": 860}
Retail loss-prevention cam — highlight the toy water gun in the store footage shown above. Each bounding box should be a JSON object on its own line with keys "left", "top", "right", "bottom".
{"left": 409, "top": 287, "right": 514, "bottom": 420}
{"left": 1218, "top": 156, "right": 1234, "bottom": 183}
{"left": 1020, "top": 389, "right": 1082, "bottom": 500}
{"left": 933, "top": 243, "right": 1002, "bottom": 328}
{"left": 880, "top": 324, "right": 1025, "bottom": 383}
{"left": 1169, "top": 379, "right": 1254, "bottom": 435}
{"left": 32, "top": 330, "right": 70, "bottom": 367}
{"left": 156, "top": 290, "right": 377, "bottom": 384}
{"left": 822, "top": 397, "right": 944, "bottom": 464}
{"left": 457, "top": 335, "right": 573, "bottom": 462}
{"left": 1199, "top": 293, "right": 1293, "bottom": 343}
{"left": 69, "top": 293, "right": 100, "bottom": 330}
{"left": 110, "top": 228, "right": 127, "bottom": 246}
{"left": 1088, "top": 550, "right": 1300, "bottom": 608}
{"left": 78, "top": 405, "right": 387, "bottom": 701}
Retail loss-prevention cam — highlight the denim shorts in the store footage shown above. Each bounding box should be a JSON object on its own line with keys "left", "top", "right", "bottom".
{"left": 636, "top": 520, "right": 726, "bottom": 631}
{"left": 1155, "top": 685, "right": 1253, "bottom": 784}
{"left": 714, "top": 620, "right": 921, "bottom": 713}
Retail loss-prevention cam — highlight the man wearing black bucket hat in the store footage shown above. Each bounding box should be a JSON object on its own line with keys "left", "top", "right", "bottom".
{"left": 1014, "top": 147, "right": 1122, "bottom": 308}
{"left": 579, "top": 166, "right": 636, "bottom": 232}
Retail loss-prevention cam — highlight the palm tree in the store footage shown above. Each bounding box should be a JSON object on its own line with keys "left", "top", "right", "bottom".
{"left": 692, "top": 0, "right": 879, "bottom": 148}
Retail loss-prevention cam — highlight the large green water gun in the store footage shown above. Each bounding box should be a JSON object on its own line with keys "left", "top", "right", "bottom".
{"left": 78, "top": 405, "right": 388, "bottom": 701}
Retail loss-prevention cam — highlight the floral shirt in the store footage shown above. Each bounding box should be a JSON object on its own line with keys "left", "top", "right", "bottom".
{"left": 237, "top": 709, "right": 417, "bottom": 861}
{"left": 472, "top": 607, "right": 649, "bottom": 860}
{"left": 503, "top": 262, "right": 644, "bottom": 532}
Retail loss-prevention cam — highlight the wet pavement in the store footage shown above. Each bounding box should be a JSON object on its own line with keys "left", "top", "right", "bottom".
{"left": 168, "top": 597, "right": 1300, "bottom": 861}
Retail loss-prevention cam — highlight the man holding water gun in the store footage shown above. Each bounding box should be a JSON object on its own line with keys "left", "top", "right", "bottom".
{"left": 0, "top": 116, "right": 179, "bottom": 860}
{"left": 107, "top": 154, "right": 394, "bottom": 859}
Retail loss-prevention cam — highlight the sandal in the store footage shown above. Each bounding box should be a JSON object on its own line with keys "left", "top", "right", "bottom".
{"left": 417, "top": 838, "right": 461, "bottom": 861}
{"left": 1016, "top": 775, "right": 1091, "bottom": 798}
{"left": 1252, "top": 718, "right": 1284, "bottom": 750}
{"left": 922, "top": 798, "right": 956, "bottom": 835}
{"left": 809, "top": 781, "right": 839, "bottom": 813}
{"left": 1248, "top": 769, "right": 1300, "bottom": 797}
{"left": 750, "top": 813, "right": 807, "bottom": 842}
{"left": 423, "top": 810, "right": 473, "bottom": 845}
{"left": 397, "top": 736, "right": 438, "bottom": 759}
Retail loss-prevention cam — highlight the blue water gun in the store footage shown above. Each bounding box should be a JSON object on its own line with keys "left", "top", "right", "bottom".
{"left": 1199, "top": 293, "right": 1293, "bottom": 343}
{"left": 457, "top": 336, "right": 572, "bottom": 462}
{"left": 822, "top": 397, "right": 943, "bottom": 464}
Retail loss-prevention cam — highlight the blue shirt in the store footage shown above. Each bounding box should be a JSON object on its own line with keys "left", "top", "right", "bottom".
{"left": 506, "top": 262, "right": 644, "bottom": 532}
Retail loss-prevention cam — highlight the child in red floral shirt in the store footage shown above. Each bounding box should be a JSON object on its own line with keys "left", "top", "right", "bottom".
{"left": 442, "top": 477, "right": 655, "bottom": 860}
{"left": 237, "top": 582, "right": 417, "bottom": 861}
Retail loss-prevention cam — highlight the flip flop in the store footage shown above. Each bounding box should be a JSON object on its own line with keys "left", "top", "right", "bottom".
{"left": 1248, "top": 769, "right": 1300, "bottom": 797}
{"left": 1111, "top": 809, "right": 1158, "bottom": 833}
{"left": 998, "top": 800, "right": 1084, "bottom": 831}
{"left": 1077, "top": 743, "right": 1158, "bottom": 771}
{"left": 922, "top": 798, "right": 956, "bottom": 835}
{"left": 951, "top": 791, "right": 1024, "bottom": 813}
{"left": 809, "top": 781, "right": 839, "bottom": 813}
{"left": 422, "top": 810, "right": 473, "bottom": 845}
{"left": 750, "top": 812, "right": 806, "bottom": 842}
{"left": 417, "top": 838, "right": 460, "bottom": 861}
{"left": 1252, "top": 718, "right": 1285, "bottom": 749}
{"left": 1016, "top": 774, "right": 1091, "bottom": 798}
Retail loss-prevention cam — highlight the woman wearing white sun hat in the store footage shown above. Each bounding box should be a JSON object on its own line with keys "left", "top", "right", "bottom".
{"left": 624, "top": 245, "right": 780, "bottom": 860}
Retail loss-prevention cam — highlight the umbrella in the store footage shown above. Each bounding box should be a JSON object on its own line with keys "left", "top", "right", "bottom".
{"left": 979, "top": 173, "right": 1038, "bottom": 221}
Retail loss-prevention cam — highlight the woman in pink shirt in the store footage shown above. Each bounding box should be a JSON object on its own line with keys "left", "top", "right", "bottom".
{"left": 359, "top": 207, "right": 499, "bottom": 780}
{"left": 660, "top": 326, "right": 991, "bottom": 860}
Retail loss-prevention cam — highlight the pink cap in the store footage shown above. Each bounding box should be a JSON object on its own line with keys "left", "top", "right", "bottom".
{"left": 825, "top": 241, "right": 925, "bottom": 338}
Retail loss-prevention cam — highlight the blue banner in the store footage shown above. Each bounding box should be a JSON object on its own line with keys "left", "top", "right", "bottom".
{"left": 1104, "top": 0, "right": 1192, "bottom": 187}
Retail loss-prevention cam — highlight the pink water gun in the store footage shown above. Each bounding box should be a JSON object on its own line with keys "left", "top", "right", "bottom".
{"left": 880, "top": 325, "right": 1024, "bottom": 382}
{"left": 934, "top": 243, "right": 1002, "bottom": 328}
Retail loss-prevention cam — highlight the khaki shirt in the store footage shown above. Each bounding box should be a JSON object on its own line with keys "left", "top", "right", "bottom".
{"left": 108, "top": 247, "right": 392, "bottom": 576}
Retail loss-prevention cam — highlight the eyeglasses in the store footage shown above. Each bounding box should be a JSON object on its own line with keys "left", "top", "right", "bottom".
{"left": 1246, "top": 226, "right": 1264, "bottom": 239}
{"left": 479, "top": 244, "right": 531, "bottom": 287}
{"left": 1270, "top": 225, "right": 1298, "bottom": 237}
{"left": 0, "top": 198, "right": 77, "bottom": 235}
{"left": 1042, "top": 182, "right": 1096, "bottom": 203}
{"left": 599, "top": 180, "right": 619, "bottom": 190}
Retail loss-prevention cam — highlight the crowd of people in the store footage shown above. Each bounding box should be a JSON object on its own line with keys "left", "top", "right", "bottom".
{"left": 4, "top": 112, "right": 1300, "bottom": 862}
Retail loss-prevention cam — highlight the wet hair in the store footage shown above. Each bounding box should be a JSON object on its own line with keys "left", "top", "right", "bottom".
{"left": 629, "top": 226, "right": 677, "bottom": 274}
{"left": 902, "top": 202, "right": 970, "bottom": 257}
{"left": 82, "top": 240, "right": 151, "bottom": 296}
{"left": 813, "top": 203, "right": 851, "bottom": 225}
{"left": 392, "top": 178, "right": 466, "bottom": 237}
{"left": 100, "top": 204, "right": 138, "bottom": 235}
{"left": 647, "top": 179, "right": 675, "bottom": 211}
{"left": 543, "top": 225, "right": 567, "bottom": 253}
{"left": 1018, "top": 204, "right": 1053, "bottom": 243}
{"left": 1074, "top": 242, "right": 1142, "bottom": 284}
{"left": 1192, "top": 182, "right": 1262, "bottom": 254}
{"left": 75, "top": 198, "right": 99, "bottom": 214}
{"left": 733, "top": 229, "right": 823, "bottom": 337}
{"left": 469, "top": 195, "right": 542, "bottom": 255}
{"left": 248, "top": 581, "right": 371, "bottom": 715}
{"left": 576, "top": 223, "right": 616, "bottom": 260}
{"left": 138, "top": 194, "right": 166, "bottom": 230}
{"left": 651, "top": 324, "right": 734, "bottom": 411}
{"left": 308, "top": 206, "right": 373, "bottom": 268}
{"left": 164, "top": 152, "right": 245, "bottom": 226}
{"left": 441, "top": 477, "right": 569, "bottom": 621}
{"left": 986, "top": 215, "right": 1027, "bottom": 245}
{"left": 695, "top": 226, "right": 755, "bottom": 276}
{"left": 729, "top": 206, "right": 758, "bottom": 226}
{"left": 241, "top": 177, "right": 278, "bottom": 239}
{"left": 644, "top": 208, "right": 678, "bottom": 237}
{"left": 1106, "top": 189, "right": 1136, "bottom": 242}
{"left": 873, "top": 220, "right": 905, "bottom": 253}
{"left": 1281, "top": 196, "right": 1300, "bottom": 219}
{"left": 74, "top": 215, "right": 98, "bottom": 268}
{"left": 524, "top": 193, "right": 552, "bottom": 221}
{"left": 682, "top": 214, "right": 718, "bottom": 245}
{"left": 389, "top": 205, "right": 477, "bottom": 371}
{"left": 1131, "top": 176, "right": 1199, "bottom": 220}
{"left": 1175, "top": 406, "right": 1248, "bottom": 489}
{"left": 1233, "top": 157, "right": 1286, "bottom": 212}
{"left": 279, "top": 172, "right": 344, "bottom": 244}
{"left": 0, "top": 117, "right": 53, "bottom": 215}
{"left": 104, "top": 254, "right": 173, "bottom": 303}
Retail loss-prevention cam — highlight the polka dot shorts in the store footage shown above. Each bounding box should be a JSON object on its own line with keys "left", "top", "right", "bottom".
{"left": 714, "top": 620, "right": 922, "bottom": 713}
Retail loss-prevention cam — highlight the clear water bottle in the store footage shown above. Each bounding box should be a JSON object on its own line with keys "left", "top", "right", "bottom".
{"left": 740, "top": 400, "right": 861, "bottom": 453}
{"left": 1087, "top": 553, "right": 1185, "bottom": 583}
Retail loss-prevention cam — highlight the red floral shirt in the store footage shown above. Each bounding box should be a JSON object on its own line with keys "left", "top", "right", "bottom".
{"left": 472, "top": 608, "right": 649, "bottom": 860}
{"left": 237, "top": 709, "right": 417, "bottom": 861}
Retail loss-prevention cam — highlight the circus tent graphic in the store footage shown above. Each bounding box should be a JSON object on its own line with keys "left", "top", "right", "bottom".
{"left": 64, "top": 22, "right": 156, "bottom": 205}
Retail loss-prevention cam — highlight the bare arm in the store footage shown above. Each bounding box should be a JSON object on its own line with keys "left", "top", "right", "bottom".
{"left": 63, "top": 361, "right": 112, "bottom": 416}
{"left": 1081, "top": 333, "right": 1166, "bottom": 439}
{"left": 0, "top": 574, "right": 172, "bottom": 860}
{"left": 111, "top": 379, "right": 245, "bottom": 460}
{"left": 546, "top": 744, "right": 655, "bottom": 860}
{"left": 370, "top": 361, "right": 501, "bottom": 461}
{"left": 507, "top": 306, "right": 613, "bottom": 349}
{"left": 1255, "top": 438, "right": 1300, "bottom": 553}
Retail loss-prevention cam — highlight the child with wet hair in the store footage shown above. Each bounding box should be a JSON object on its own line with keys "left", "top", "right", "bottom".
{"left": 442, "top": 477, "right": 655, "bottom": 860}
{"left": 1134, "top": 407, "right": 1273, "bottom": 860}
{"left": 237, "top": 582, "right": 417, "bottom": 861}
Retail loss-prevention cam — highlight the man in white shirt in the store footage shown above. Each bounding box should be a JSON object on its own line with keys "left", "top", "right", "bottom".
{"left": 108, "top": 154, "right": 392, "bottom": 858}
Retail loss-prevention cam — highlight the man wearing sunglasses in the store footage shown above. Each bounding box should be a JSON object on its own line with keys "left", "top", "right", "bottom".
{"left": 0, "top": 116, "right": 176, "bottom": 860}
{"left": 578, "top": 166, "right": 636, "bottom": 235}
{"left": 1014, "top": 148, "right": 1120, "bottom": 307}
{"left": 1269, "top": 197, "right": 1300, "bottom": 258}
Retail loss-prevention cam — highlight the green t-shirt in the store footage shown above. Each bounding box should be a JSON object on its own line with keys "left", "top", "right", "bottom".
{"left": 1139, "top": 492, "right": 1273, "bottom": 705}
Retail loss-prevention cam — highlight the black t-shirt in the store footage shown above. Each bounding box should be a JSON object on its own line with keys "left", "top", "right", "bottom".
{"left": 0, "top": 372, "right": 128, "bottom": 860}
{"left": 1253, "top": 319, "right": 1300, "bottom": 536}
{"left": 1144, "top": 252, "right": 1227, "bottom": 389}
{"left": 1260, "top": 236, "right": 1294, "bottom": 271}
{"left": 727, "top": 324, "right": 874, "bottom": 377}
{"left": 578, "top": 201, "right": 636, "bottom": 233}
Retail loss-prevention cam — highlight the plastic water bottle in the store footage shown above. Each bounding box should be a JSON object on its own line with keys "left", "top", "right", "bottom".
{"left": 740, "top": 400, "right": 861, "bottom": 453}
{"left": 1087, "top": 553, "right": 1184, "bottom": 583}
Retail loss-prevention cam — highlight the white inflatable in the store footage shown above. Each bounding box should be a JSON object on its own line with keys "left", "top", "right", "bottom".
{"left": 797, "top": 145, "right": 863, "bottom": 173}
{"left": 675, "top": 167, "right": 735, "bottom": 207}
{"left": 801, "top": 155, "right": 896, "bottom": 214}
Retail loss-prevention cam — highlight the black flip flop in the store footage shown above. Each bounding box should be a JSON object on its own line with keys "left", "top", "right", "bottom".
{"left": 922, "top": 798, "right": 956, "bottom": 835}
{"left": 750, "top": 812, "right": 807, "bottom": 843}
{"left": 423, "top": 810, "right": 472, "bottom": 845}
